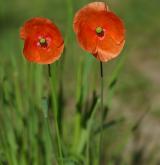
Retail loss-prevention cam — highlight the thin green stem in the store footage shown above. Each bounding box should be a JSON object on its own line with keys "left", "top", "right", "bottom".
{"left": 55, "top": 117, "right": 63, "bottom": 165}
{"left": 49, "top": 67, "right": 64, "bottom": 165}
{"left": 99, "top": 61, "right": 104, "bottom": 164}
{"left": 48, "top": 64, "right": 51, "bottom": 77}
{"left": 72, "top": 112, "right": 81, "bottom": 152}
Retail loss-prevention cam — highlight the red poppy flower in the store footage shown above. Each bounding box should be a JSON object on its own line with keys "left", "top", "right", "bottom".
{"left": 73, "top": 2, "right": 125, "bottom": 62}
{"left": 20, "top": 17, "right": 64, "bottom": 64}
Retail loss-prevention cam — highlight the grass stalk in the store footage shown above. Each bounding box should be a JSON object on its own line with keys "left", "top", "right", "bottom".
{"left": 42, "top": 97, "right": 57, "bottom": 164}
{"left": 77, "top": 99, "right": 100, "bottom": 155}
{"left": 49, "top": 65, "right": 64, "bottom": 165}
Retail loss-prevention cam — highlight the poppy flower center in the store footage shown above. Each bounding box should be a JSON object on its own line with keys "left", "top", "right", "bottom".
{"left": 96, "top": 27, "right": 104, "bottom": 37}
{"left": 39, "top": 38, "right": 48, "bottom": 47}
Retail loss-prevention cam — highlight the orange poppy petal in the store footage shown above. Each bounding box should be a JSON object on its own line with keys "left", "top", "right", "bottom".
{"left": 75, "top": 8, "right": 125, "bottom": 44}
{"left": 87, "top": 12, "right": 125, "bottom": 45}
{"left": 20, "top": 17, "right": 64, "bottom": 47}
{"left": 102, "top": 12, "right": 125, "bottom": 45}
{"left": 23, "top": 35, "right": 64, "bottom": 64}
{"left": 73, "top": 2, "right": 109, "bottom": 34}
{"left": 27, "top": 26, "right": 64, "bottom": 48}
{"left": 94, "top": 34, "right": 125, "bottom": 62}
{"left": 77, "top": 22, "right": 98, "bottom": 54}
{"left": 20, "top": 17, "right": 64, "bottom": 64}
{"left": 20, "top": 17, "right": 53, "bottom": 40}
{"left": 73, "top": 2, "right": 125, "bottom": 62}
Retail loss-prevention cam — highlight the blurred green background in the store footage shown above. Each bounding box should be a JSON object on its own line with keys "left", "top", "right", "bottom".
{"left": 0, "top": 0, "right": 160, "bottom": 165}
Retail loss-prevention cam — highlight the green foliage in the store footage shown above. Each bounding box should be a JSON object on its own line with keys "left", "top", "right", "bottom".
{"left": 0, "top": 0, "right": 160, "bottom": 165}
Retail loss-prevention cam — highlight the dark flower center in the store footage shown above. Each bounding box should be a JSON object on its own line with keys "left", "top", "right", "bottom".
{"left": 96, "top": 27, "right": 104, "bottom": 37}
{"left": 39, "top": 38, "right": 48, "bottom": 47}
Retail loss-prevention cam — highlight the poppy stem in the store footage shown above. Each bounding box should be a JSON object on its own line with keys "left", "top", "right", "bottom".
{"left": 99, "top": 61, "right": 104, "bottom": 163}
{"left": 100, "top": 61, "right": 103, "bottom": 77}
{"left": 48, "top": 64, "right": 51, "bottom": 77}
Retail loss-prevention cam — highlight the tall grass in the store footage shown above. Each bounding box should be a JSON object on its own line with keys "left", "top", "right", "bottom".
{"left": 0, "top": 0, "right": 160, "bottom": 164}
